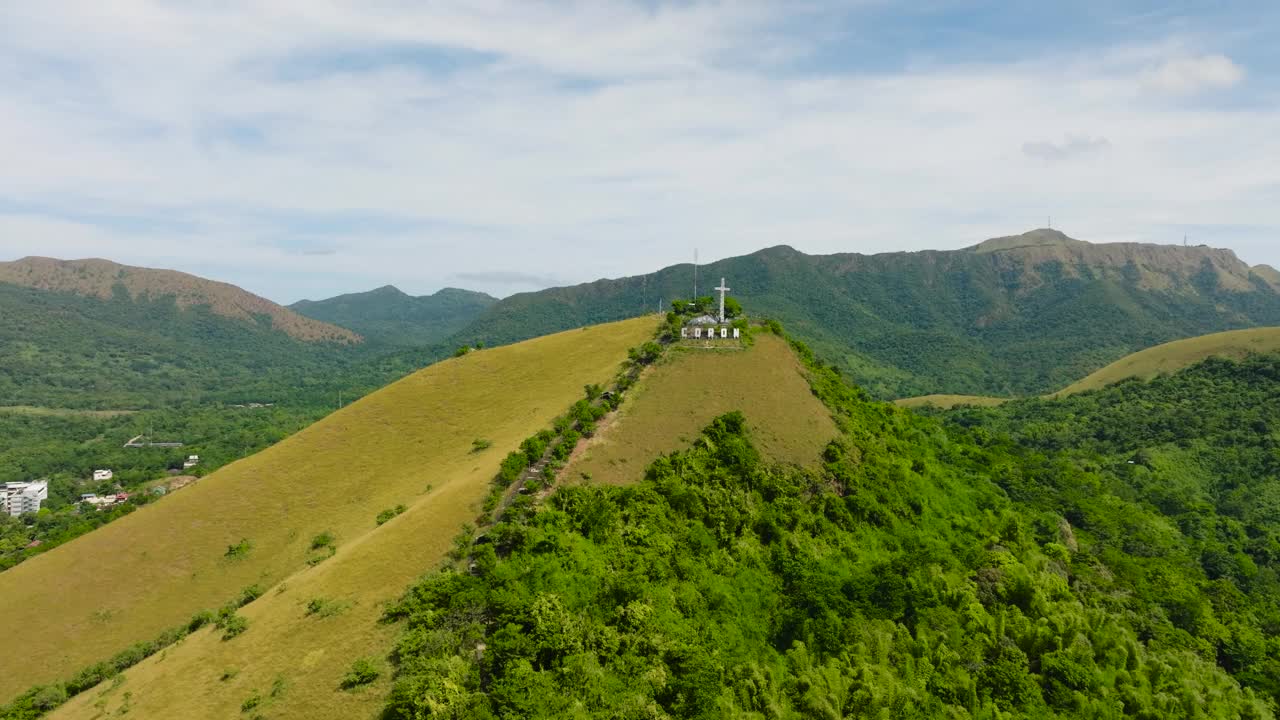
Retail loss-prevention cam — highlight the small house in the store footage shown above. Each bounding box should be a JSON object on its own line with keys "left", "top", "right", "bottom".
{"left": 183, "top": 455, "right": 200, "bottom": 469}
{"left": 93, "top": 469, "right": 114, "bottom": 482}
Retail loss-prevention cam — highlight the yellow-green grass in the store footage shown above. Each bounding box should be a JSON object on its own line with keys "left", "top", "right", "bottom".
{"left": 50, "top": 462, "right": 484, "bottom": 720}
{"left": 0, "top": 405, "right": 136, "bottom": 418}
{"left": 893, "top": 394, "right": 1010, "bottom": 410}
{"left": 564, "top": 334, "right": 838, "bottom": 487}
{"left": 0, "top": 316, "right": 657, "bottom": 705}
{"left": 1053, "top": 327, "right": 1280, "bottom": 397}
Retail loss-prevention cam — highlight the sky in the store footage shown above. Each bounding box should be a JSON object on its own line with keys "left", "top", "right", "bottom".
{"left": 1, "top": 1, "right": 1278, "bottom": 303}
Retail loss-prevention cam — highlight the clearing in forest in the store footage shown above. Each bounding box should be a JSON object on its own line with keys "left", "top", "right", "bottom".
{"left": 564, "top": 333, "right": 838, "bottom": 486}
{"left": 0, "top": 316, "right": 657, "bottom": 710}
{"left": 893, "top": 394, "right": 1010, "bottom": 410}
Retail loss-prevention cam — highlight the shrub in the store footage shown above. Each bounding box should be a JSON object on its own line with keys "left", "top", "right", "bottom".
{"left": 241, "top": 691, "right": 261, "bottom": 712}
{"left": 471, "top": 438, "right": 492, "bottom": 452}
{"left": 219, "top": 614, "right": 248, "bottom": 640}
{"left": 224, "top": 538, "right": 252, "bottom": 559}
{"left": 305, "top": 597, "right": 348, "bottom": 618}
{"left": 341, "top": 658, "right": 381, "bottom": 689}
{"left": 187, "top": 609, "right": 215, "bottom": 632}
{"left": 236, "top": 584, "right": 263, "bottom": 606}
{"left": 307, "top": 546, "right": 336, "bottom": 566}
{"left": 310, "top": 532, "right": 335, "bottom": 551}
{"left": 221, "top": 668, "right": 239, "bottom": 681}
{"left": 376, "top": 504, "right": 408, "bottom": 526}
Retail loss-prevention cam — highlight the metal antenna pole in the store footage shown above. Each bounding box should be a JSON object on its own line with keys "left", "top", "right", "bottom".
{"left": 693, "top": 249, "right": 698, "bottom": 301}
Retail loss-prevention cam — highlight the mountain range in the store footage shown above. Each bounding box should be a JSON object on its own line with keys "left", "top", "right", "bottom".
{"left": 0, "top": 257, "right": 368, "bottom": 409}
{"left": 434, "top": 229, "right": 1280, "bottom": 397}
{"left": 6, "top": 228, "right": 1280, "bottom": 409}
{"left": 290, "top": 285, "right": 495, "bottom": 347}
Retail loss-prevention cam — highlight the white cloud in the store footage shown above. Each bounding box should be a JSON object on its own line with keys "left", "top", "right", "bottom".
{"left": 1142, "top": 54, "right": 1245, "bottom": 94}
{"left": 0, "top": 3, "right": 1275, "bottom": 302}
{"left": 1022, "top": 135, "right": 1111, "bottom": 162}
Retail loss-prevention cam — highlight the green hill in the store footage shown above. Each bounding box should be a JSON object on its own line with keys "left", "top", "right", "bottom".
{"left": 937, "top": 351, "right": 1280, "bottom": 703}
{"left": 895, "top": 326, "right": 1280, "bottom": 408}
{"left": 362, "top": 333, "right": 1275, "bottom": 718}
{"left": 0, "top": 257, "right": 384, "bottom": 410}
{"left": 1054, "top": 326, "right": 1280, "bottom": 397}
{"left": 290, "top": 285, "right": 496, "bottom": 347}
{"left": 447, "top": 229, "right": 1280, "bottom": 399}
{"left": 0, "top": 316, "right": 657, "bottom": 709}
{"left": 13, "top": 322, "right": 1280, "bottom": 719}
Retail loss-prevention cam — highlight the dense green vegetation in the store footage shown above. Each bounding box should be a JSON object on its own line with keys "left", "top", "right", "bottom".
{"left": 446, "top": 232, "right": 1280, "bottom": 399}
{"left": 378, "top": 331, "right": 1276, "bottom": 718}
{"left": 939, "top": 353, "right": 1280, "bottom": 702}
{"left": 0, "top": 282, "right": 437, "bottom": 410}
{"left": 290, "top": 285, "right": 496, "bottom": 347}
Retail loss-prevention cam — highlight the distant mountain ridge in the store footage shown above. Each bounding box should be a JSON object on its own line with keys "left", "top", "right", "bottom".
{"left": 290, "top": 284, "right": 496, "bottom": 347}
{"left": 0, "top": 257, "right": 401, "bottom": 408}
{"left": 445, "top": 229, "right": 1280, "bottom": 398}
{"left": 0, "top": 257, "right": 359, "bottom": 343}
{"left": 966, "top": 229, "right": 1280, "bottom": 293}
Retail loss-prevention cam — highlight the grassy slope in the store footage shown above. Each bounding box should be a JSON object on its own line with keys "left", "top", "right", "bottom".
{"left": 895, "top": 326, "right": 1280, "bottom": 408}
{"left": 0, "top": 316, "right": 657, "bottom": 705}
{"left": 893, "top": 394, "right": 1010, "bottom": 410}
{"left": 50, "top": 468, "right": 477, "bottom": 720}
{"left": 563, "top": 335, "right": 837, "bottom": 486}
{"left": 1054, "top": 326, "right": 1280, "bottom": 396}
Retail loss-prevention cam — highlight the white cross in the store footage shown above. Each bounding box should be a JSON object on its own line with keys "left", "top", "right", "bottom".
{"left": 715, "top": 277, "right": 730, "bottom": 322}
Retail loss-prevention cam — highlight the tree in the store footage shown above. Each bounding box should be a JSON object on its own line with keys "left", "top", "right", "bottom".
{"left": 724, "top": 296, "right": 743, "bottom": 318}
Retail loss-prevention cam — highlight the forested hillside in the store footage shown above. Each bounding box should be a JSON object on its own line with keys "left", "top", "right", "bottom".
{"left": 291, "top": 285, "right": 496, "bottom": 347}
{"left": 447, "top": 229, "right": 1280, "bottom": 398}
{"left": 0, "top": 260, "right": 442, "bottom": 573}
{"left": 379, "top": 333, "right": 1278, "bottom": 718}
{"left": 0, "top": 258, "right": 434, "bottom": 410}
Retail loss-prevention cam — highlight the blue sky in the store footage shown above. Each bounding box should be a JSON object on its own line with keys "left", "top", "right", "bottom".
{"left": 1, "top": 1, "right": 1277, "bottom": 302}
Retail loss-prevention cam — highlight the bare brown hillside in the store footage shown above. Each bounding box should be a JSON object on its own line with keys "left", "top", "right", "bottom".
{"left": 0, "top": 257, "right": 359, "bottom": 343}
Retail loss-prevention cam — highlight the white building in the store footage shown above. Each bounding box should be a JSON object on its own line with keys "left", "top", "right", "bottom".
{"left": 93, "top": 469, "right": 114, "bottom": 482}
{"left": 4, "top": 481, "right": 49, "bottom": 517}
{"left": 183, "top": 455, "right": 200, "bottom": 469}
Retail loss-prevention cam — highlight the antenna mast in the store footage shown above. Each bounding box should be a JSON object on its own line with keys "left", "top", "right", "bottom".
{"left": 693, "top": 249, "right": 699, "bottom": 301}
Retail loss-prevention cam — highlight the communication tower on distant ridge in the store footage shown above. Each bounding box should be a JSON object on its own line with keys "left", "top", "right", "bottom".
{"left": 693, "top": 248, "right": 699, "bottom": 300}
